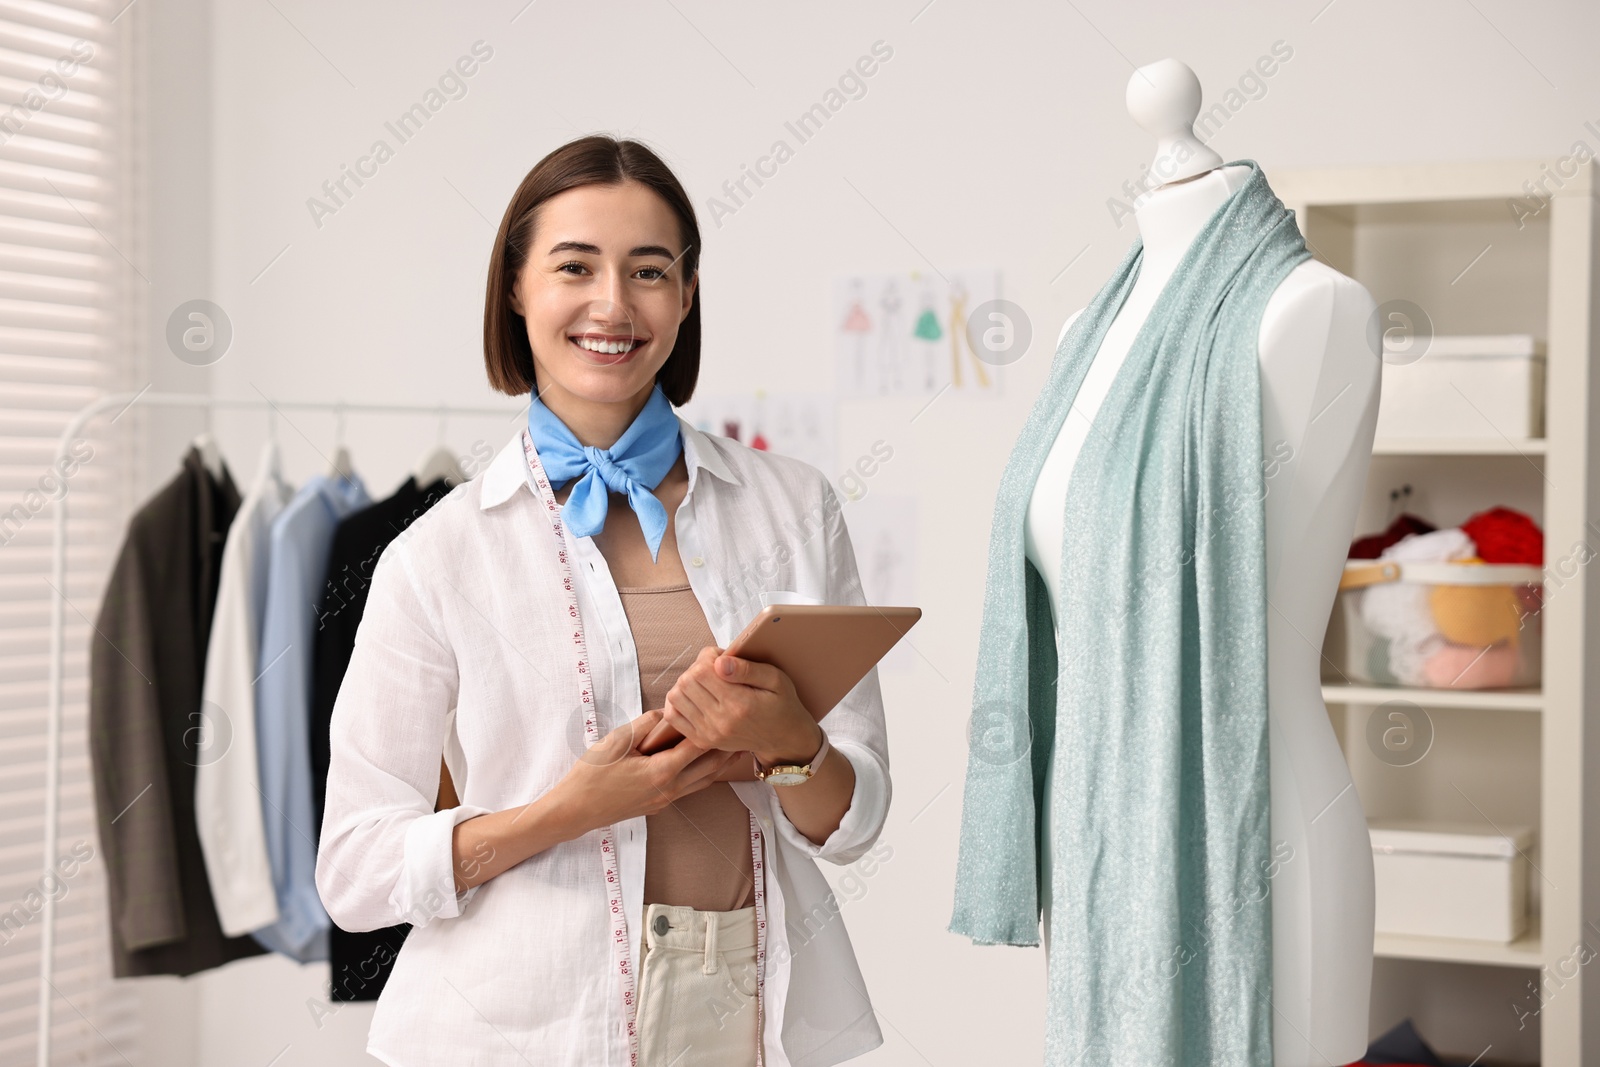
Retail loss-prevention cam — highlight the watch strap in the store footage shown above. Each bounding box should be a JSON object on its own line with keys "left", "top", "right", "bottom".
{"left": 807, "top": 728, "right": 830, "bottom": 773}
{"left": 757, "top": 727, "right": 829, "bottom": 781}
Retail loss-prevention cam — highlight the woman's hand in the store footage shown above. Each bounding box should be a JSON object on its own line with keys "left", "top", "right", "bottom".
{"left": 552, "top": 708, "right": 742, "bottom": 835}
{"left": 452, "top": 710, "right": 737, "bottom": 896}
{"left": 663, "top": 647, "right": 823, "bottom": 767}
{"left": 664, "top": 646, "right": 856, "bottom": 847}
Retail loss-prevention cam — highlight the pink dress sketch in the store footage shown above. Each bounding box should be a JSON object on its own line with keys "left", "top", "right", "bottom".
{"left": 840, "top": 278, "right": 872, "bottom": 393}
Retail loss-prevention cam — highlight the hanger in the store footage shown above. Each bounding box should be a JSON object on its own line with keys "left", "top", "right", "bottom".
{"left": 256, "top": 433, "right": 283, "bottom": 486}
{"left": 185, "top": 394, "right": 225, "bottom": 478}
{"left": 328, "top": 401, "right": 354, "bottom": 480}
{"left": 257, "top": 406, "right": 285, "bottom": 482}
{"left": 412, "top": 405, "right": 465, "bottom": 488}
{"left": 191, "top": 430, "right": 225, "bottom": 479}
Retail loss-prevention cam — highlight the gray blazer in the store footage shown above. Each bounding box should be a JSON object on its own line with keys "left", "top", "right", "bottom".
{"left": 89, "top": 446, "right": 267, "bottom": 976}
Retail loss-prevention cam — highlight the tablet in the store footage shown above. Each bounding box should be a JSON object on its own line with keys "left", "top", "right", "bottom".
{"left": 636, "top": 603, "right": 921, "bottom": 780}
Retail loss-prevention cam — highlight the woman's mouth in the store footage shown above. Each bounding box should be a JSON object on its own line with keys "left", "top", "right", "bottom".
{"left": 569, "top": 333, "right": 646, "bottom": 365}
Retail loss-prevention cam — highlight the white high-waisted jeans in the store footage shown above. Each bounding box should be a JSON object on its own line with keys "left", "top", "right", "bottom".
{"left": 636, "top": 902, "right": 760, "bottom": 1066}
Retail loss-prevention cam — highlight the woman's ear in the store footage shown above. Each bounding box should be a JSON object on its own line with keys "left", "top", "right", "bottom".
{"left": 508, "top": 284, "right": 525, "bottom": 317}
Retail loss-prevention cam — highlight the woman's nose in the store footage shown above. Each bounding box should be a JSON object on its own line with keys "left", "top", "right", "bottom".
{"left": 593, "top": 269, "right": 629, "bottom": 321}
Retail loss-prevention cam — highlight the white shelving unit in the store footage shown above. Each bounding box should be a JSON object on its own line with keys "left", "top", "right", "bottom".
{"left": 1276, "top": 160, "right": 1600, "bottom": 1066}
{"left": 1371, "top": 438, "right": 1548, "bottom": 457}
{"left": 1320, "top": 683, "right": 1545, "bottom": 714}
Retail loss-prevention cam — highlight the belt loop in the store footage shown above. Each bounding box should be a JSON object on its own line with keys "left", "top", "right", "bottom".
{"left": 703, "top": 912, "right": 719, "bottom": 974}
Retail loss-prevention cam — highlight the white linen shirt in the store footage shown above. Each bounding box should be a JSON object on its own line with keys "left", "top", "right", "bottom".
{"left": 315, "top": 417, "right": 890, "bottom": 1067}
{"left": 195, "top": 442, "right": 291, "bottom": 936}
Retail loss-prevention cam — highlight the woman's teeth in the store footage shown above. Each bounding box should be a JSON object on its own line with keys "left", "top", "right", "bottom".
{"left": 573, "top": 337, "right": 641, "bottom": 355}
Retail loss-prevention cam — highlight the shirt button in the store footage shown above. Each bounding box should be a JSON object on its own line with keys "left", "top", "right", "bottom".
{"left": 690, "top": 556, "right": 704, "bottom": 567}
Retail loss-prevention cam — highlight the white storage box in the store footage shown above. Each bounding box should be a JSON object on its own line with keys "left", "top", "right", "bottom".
{"left": 1377, "top": 334, "right": 1545, "bottom": 439}
{"left": 1370, "top": 819, "right": 1533, "bottom": 942}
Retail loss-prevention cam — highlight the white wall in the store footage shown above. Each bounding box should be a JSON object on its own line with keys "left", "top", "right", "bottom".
{"left": 128, "top": 1, "right": 1600, "bottom": 1063}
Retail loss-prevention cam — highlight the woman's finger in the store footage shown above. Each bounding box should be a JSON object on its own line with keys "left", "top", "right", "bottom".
{"left": 664, "top": 691, "right": 707, "bottom": 746}
{"left": 607, "top": 708, "right": 659, "bottom": 746}
{"left": 675, "top": 674, "right": 726, "bottom": 733}
{"left": 629, "top": 708, "right": 675, "bottom": 753}
{"left": 620, "top": 710, "right": 659, "bottom": 742}
{"left": 650, "top": 728, "right": 711, "bottom": 775}
{"left": 680, "top": 673, "right": 756, "bottom": 750}
{"left": 676, "top": 746, "right": 732, "bottom": 790}
{"left": 584, "top": 710, "right": 655, "bottom": 766}
{"left": 718, "top": 655, "right": 785, "bottom": 695}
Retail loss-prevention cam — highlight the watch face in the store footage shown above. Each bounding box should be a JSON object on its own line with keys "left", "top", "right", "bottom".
{"left": 765, "top": 770, "right": 809, "bottom": 787}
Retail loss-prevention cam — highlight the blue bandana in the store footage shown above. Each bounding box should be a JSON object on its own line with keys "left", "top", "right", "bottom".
{"left": 526, "top": 382, "right": 683, "bottom": 562}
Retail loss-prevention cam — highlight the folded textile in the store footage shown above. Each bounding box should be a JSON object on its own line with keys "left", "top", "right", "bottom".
{"left": 1349, "top": 513, "right": 1437, "bottom": 560}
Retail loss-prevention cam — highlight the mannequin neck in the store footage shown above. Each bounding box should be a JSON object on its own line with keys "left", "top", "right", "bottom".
{"left": 1133, "top": 163, "right": 1252, "bottom": 280}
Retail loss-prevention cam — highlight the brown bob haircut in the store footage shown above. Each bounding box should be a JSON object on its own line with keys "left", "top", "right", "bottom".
{"left": 483, "top": 135, "right": 702, "bottom": 406}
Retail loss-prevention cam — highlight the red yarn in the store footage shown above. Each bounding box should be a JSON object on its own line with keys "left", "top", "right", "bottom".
{"left": 1460, "top": 506, "right": 1543, "bottom": 565}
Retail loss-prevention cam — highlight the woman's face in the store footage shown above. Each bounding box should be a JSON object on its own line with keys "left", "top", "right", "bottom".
{"left": 510, "top": 180, "right": 696, "bottom": 409}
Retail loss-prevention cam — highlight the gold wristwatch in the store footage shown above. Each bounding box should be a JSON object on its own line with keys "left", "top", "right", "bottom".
{"left": 755, "top": 729, "right": 830, "bottom": 787}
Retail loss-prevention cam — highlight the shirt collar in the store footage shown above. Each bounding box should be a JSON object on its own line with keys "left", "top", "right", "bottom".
{"left": 479, "top": 414, "right": 740, "bottom": 511}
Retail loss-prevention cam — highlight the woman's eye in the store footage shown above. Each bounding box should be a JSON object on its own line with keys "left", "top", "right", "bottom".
{"left": 556, "top": 261, "right": 587, "bottom": 275}
{"left": 637, "top": 266, "right": 666, "bottom": 281}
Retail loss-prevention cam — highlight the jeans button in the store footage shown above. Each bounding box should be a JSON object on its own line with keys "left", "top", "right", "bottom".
{"left": 652, "top": 914, "right": 670, "bottom": 937}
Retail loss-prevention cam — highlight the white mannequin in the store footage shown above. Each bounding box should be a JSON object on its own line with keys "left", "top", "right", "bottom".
{"left": 1027, "top": 59, "right": 1378, "bottom": 1065}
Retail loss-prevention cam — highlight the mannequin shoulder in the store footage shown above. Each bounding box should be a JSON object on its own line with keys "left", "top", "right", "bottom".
{"left": 1264, "top": 259, "right": 1376, "bottom": 335}
{"left": 1269, "top": 258, "right": 1375, "bottom": 317}
{"left": 1261, "top": 259, "right": 1379, "bottom": 376}
{"left": 1056, "top": 307, "right": 1088, "bottom": 349}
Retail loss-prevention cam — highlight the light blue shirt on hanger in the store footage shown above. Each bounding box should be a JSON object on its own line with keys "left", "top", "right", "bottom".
{"left": 253, "top": 472, "right": 371, "bottom": 962}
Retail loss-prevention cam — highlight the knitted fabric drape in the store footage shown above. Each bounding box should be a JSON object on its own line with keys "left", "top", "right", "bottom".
{"left": 949, "top": 161, "right": 1309, "bottom": 1066}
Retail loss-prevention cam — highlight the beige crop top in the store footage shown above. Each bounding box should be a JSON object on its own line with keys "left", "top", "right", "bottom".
{"left": 618, "top": 582, "right": 755, "bottom": 912}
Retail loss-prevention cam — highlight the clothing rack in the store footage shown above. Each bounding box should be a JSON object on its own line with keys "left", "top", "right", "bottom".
{"left": 39, "top": 392, "right": 523, "bottom": 1067}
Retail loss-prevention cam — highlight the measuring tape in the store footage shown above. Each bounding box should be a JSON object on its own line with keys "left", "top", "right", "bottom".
{"left": 749, "top": 807, "right": 768, "bottom": 1066}
{"left": 521, "top": 430, "right": 769, "bottom": 1066}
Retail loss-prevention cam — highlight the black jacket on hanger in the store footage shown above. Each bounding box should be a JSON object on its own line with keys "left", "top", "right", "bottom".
{"left": 312, "top": 476, "right": 454, "bottom": 1001}
{"left": 89, "top": 447, "right": 268, "bottom": 977}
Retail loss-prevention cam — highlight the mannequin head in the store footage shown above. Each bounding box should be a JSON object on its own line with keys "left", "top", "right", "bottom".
{"left": 1126, "top": 58, "right": 1224, "bottom": 186}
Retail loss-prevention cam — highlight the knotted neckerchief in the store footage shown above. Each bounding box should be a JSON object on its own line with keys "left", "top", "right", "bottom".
{"left": 527, "top": 381, "right": 682, "bottom": 562}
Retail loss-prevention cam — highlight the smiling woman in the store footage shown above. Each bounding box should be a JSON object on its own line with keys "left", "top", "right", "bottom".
{"left": 483, "top": 139, "right": 703, "bottom": 419}
{"left": 315, "top": 134, "right": 890, "bottom": 1067}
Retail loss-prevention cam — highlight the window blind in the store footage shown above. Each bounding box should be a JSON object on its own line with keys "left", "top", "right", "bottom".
{"left": 0, "top": 0, "right": 140, "bottom": 1063}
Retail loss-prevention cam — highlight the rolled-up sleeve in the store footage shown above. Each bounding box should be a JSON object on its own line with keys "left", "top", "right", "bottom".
{"left": 769, "top": 478, "right": 892, "bottom": 866}
{"left": 315, "top": 542, "right": 491, "bottom": 932}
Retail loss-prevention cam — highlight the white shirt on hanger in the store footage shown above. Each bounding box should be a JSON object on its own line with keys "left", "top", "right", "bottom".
{"left": 195, "top": 441, "right": 293, "bottom": 936}
{"left": 315, "top": 419, "right": 890, "bottom": 1067}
